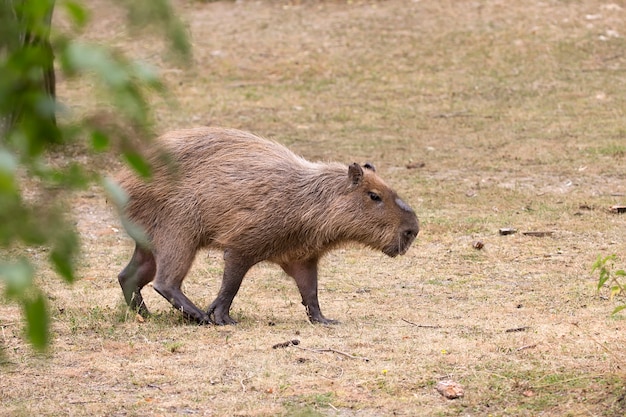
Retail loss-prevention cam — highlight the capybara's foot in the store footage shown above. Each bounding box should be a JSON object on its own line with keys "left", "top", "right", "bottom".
{"left": 130, "top": 293, "right": 150, "bottom": 318}
{"left": 309, "top": 314, "right": 339, "bottom": 325}
{"left": 213, "top": 313, "right": 237, "bottom": 326}
{"left": 153, "top": 283, "right": 212, "bottom": 325}
{"left": 194, "top": 314, "right": 213, "bottom": 325}
{"left": 136, "top": 304, "right": 150, "bottom": 318}
{"left": 206, "top": 303, "right": 237, "bottom": 325}
{"left": 312, "top": 317, "right": 339, "bottom": 325}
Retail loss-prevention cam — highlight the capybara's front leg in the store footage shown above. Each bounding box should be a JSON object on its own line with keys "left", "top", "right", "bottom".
{"left": 207, "top": 250, "right": 256, "bottom": 325}
{"left": 281, "top": 258, "right": 338, "bottom": 325}
{"left": 152, "top": 247, "right": 211, "bottom": 324}
{"left": 118, "top": 245, "right": 156, "bottom": 317}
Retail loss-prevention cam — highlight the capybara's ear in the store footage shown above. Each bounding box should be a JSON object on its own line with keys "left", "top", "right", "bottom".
{"left": 363, "top": 162, "right": 376, "bottom": 172}
{"left": 348, "top": 163, "right": 364, "bottom": 186}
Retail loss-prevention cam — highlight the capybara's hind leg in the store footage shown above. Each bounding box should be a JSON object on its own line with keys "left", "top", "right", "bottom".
{"left": 118, "top": 245, "right": 156, "bottom": 317}
{"left": 281, "top": 258, "right": 338, "bottom": 325}
{"left": 152, "top": 248, "right": 211, "bottom": 324}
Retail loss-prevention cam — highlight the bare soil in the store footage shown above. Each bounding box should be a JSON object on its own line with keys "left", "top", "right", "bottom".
{"left": 2, "top": 1, "right": 626, "bottom": 416}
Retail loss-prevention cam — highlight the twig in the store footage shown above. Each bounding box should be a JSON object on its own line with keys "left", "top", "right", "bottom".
{"left": 401, "top": 318, "right": 441, "bottom": 328}
{"left": 272, "top": 339, "right": 300, "bottom": 349}
{"left": 296, "top": 346, "right": 369, "bottom": 362}
{"left": 506, "top": 326, "right": 530, "bottom": 333}
{"left": 516, "top": 344, "right": 537, "bottom": 352}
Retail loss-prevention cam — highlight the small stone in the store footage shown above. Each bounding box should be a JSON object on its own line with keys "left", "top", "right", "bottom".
{"left": 406, "top": 161, "right": 425, "bottom": 169}
{"left": 472, "top": 240, "right": 484, "bottom": 250}
{"left": 436, "top": 380, "right": 464, "bottom": 399}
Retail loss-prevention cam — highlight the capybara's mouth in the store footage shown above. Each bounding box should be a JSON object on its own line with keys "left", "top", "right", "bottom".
{"left": 383, "top": 248, "right": 400, "bottom": 258}
{"left": 383, "top": 231, "right": 418, "bottom": 257}
{"left": 383, "top": 241, "right": 412, "bottom": 258}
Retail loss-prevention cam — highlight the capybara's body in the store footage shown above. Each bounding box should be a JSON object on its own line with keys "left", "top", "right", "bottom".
{"left": 116, "top": 127, "right": 419, "bottom": 324}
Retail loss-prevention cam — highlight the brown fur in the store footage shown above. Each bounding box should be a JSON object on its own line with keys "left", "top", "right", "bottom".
{"left": 116, "top": 127, "right": 419, "bottom": 324}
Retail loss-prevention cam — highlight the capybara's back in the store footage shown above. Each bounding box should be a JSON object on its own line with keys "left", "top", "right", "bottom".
{"left": 116, "top": 127, "right": 419, "bottom": 325}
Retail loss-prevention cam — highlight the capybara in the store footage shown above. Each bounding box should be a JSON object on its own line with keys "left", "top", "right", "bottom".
{"left": 116, "top": 127, "right": 419, "bottom": 325}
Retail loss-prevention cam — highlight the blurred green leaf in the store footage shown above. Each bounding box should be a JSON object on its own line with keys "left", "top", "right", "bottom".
{"left": 0, "top": 149, "right": 18, "bottom": 193}
{"left": 120, "top": 0, "right": 191, "bottom": 61}
{"left": 0, "top": 149, "right": 18, "bottom": 174}
{"left": 102, "top": 177, "right": 151, "bottom": 249}
{"left": 102, "top": 176, "right": 129, "bottom": 209}
{"left": 90, "top": 130, "right": 109, "bottom": 151}
{"left": 0, "top": 201, "right": 32, "bottom": 247}
{"left": 0, "top": 259, "right": 34, "bottom": 298}
{"left": 60, "top": 42, "right": 156, "bottom": 125}
{"left": 23, "top": 291, "right": 49, "bottom": 350}
{"left": 112, "top": 86, "right": 149, "bottom": 123}
{"left": 50, "top": 228, "right": 79, "bottom": 283}
{"left": 50, "top": 163, "right": 91, "bottom": 188}
{"left": 61, "top": 0, "right": 89, "bottom": 28}
{"left": 131, "top": 61, "right": 162, "bottom": 88}
{"left": 121, "top": 216, "right": 152, "bottom": 250}
{"left": 62, "top": 42, "right": 128, "bottom": 86}
{"left": 16, "top": 209, "right": 48, "bottom": 246}
{"left": 123, "top": 151, "right": 152, "bottom": 178}
{"left": 50, "top": 250, "right": 75, "bottom": 283}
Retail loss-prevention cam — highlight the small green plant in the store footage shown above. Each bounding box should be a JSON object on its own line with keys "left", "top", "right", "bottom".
{"left": 164, "top": 341, "right": 184, "bottom": 353}
{"left": 593, "top": 254, "right": 626, "bottom": 315}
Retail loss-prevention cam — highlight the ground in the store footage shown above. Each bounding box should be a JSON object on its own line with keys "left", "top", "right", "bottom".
{"left": 1, "top": 0, "right": 626, "bottom": 416}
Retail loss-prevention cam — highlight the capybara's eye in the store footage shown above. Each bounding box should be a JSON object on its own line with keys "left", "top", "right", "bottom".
{"left": 368, "top": 191, "right": 382, "bottom": 202}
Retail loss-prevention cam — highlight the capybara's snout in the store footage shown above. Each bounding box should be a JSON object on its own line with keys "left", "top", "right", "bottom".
{"left": 383, "top": 213, "right": 419, "bottom": 258}
{"left": 399, "top": 215, "right": 419, "bottom": 255}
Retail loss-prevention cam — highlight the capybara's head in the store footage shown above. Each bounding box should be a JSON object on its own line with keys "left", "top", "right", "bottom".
{"left": 345, "top": 163, "right": 419, "bottom": 257}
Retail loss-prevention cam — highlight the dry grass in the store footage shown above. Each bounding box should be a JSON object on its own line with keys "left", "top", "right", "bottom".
{"left": 2, "top": 0, "right": 626, "bottom": 416}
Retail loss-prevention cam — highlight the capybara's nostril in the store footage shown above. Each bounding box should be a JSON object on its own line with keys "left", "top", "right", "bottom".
{"left": 404, "top": 227, "right": 419, "bottom": 240}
